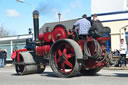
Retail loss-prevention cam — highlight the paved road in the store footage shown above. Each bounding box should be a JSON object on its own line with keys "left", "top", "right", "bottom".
{"left": 0, "top": 66, "right": 128, "bottom": 85}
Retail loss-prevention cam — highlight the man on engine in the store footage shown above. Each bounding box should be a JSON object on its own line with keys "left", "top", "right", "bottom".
{"left": 89, "top": 14, "right": 104, "bottom": 38}
{"left": 72, "top": 14, "right": 91, "bottom": 39}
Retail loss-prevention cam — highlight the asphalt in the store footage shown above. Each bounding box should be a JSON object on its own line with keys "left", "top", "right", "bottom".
{"left": 4, "top": 63, "right": 128, "bottom": 70}
{"left": 0, "top": 65, "right": 128, "bottom": 85}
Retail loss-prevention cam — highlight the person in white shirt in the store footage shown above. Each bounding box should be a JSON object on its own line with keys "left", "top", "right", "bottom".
{"left": 119, "top": 39, "right": 127, "bottom": 66}
{"left": 73, "top": 14, "right": 91, "bottom": 39}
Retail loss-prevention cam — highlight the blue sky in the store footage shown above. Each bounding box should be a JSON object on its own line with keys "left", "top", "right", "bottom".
{"left": 0, "top": 0, "right": 91, "bottom": 35}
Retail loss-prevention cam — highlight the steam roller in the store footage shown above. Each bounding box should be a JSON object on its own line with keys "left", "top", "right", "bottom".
{"left": 15, "top": 50, "right": 45, "bottom": 75}
{"left": 12, "top": 9, "right": 113, "bottom": 77}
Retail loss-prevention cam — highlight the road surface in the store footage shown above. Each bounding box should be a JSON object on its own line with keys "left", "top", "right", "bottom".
{"left": 0, "top": 66, "right": 128, "bottom": 85}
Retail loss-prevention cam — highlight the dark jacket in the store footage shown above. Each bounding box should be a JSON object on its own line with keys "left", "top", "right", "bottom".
{"left": 89, "top": 20, "right": 104, "bottom": 37}
{"left": 0, "top": 51, "right": 6, "bottom": 58}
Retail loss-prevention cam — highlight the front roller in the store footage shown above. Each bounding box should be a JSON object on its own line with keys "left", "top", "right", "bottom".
{"left": 15, "top": 51, "right": 46, "bottom": 75}
{"left": 49, "top": 39, "right": 83, "bottom": 77}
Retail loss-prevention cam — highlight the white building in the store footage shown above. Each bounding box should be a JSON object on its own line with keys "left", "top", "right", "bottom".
{"left": 92, "top": 0, "right": 128, "bottom": 14}
{"left": 0, "top": 34, "right": 33, "bottom": 60}
{"left": 91, "top": 0, "right": 128, "bottom": 51}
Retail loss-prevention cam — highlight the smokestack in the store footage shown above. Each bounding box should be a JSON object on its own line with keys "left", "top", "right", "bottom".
{"left": 33, "top": 10, "right": 39, "bottom": 42}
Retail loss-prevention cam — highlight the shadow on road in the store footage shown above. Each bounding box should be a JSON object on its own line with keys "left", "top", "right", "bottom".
{"left": 11, "top": 73, "right": 39, "bottom": 76}
{"left": 10, "top": 71, "right": 128, "bottom": 78}
{"left": 40, "top": 72, "right": 102, "bottom": 78}
{"left": 40, "top": 72, "right": 57, "bottom": 78}
{"left": 11, "top": 73, "right": 23, "bottom": 76}
{"left": 40, "top": 72, "right": 83, "bottom": 78}
{"left": 114, "top": 73, "right": 128, "bottom": 77}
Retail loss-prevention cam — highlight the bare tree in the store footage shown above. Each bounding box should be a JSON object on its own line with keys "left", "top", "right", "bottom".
{"left": 0, "top": 25, "right": 9, "bottom": 37}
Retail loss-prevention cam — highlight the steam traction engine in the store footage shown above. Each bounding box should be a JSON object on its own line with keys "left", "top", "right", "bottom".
{"left": 14, "top": 10, "right": 111, "bottom": 77}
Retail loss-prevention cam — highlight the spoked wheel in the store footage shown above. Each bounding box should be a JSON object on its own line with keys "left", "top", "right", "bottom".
{"left": 49, "top": 39, "right": 83, "bottom": 77}
{"left": 80, "top": 67, "right": 102, "bottom": 75}
{"left": 52, "top": 24, "right": 67, "bottom": 42}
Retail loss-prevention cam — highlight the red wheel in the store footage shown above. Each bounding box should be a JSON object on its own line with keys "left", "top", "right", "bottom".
{"left": 49, "top": 39, "right": 83, "bottom": 77}
{"left": 52, "top": 24, "right": 67, "bottom": 42}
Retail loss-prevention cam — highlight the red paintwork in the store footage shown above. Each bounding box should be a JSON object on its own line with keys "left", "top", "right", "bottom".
{"left": 77, "top": 37, "right": 94, "bottom": 52}
{"left": 87, "top": 37, "right": 93, "bottom": 42}
{"left": 52, "top": 25, "right": 67, "bottom": 42}
{"left": 43, "top": 32, "right": 52, "bottom": 42}
{"left": 36, "top": 45, "right": 50, "bottom": 56}
{"left": 77, "top": 36, "right": 109, "bottom": 69}
{"left": 16, "top": 49, "right": 28, "bottom": 62}
{"left": 86, "top": 37, "right": 109, "bottom": 69}
{"left": 88, "top": 40, "right": 96, "bottom": 56}
{"left": 11, "top": 51, "right": 16, "bottom": 59}
{"left": 77, "top": 40, "right": 85, "bottom": 51}
{"left": 85, "top": 60, "right": 105, "bottom": 69}
{"left": 54, "top": 43, "right": 73, "bottom": 73}
{"left": 38, "top": 33, "right": 44, "bottom": 41}
{"left": 96, "top": 37, "right": 110, "bottom": 45}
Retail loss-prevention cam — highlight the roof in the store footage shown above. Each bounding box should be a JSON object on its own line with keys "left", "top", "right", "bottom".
{"left": 0, "top": 34, "right": 33, "bottom": 45}
{"left": 39, "top": 19, "right": 78, "bottom": 33}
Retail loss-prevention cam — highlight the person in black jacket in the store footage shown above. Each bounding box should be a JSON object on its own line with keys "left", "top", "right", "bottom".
{"left": 3, "top": 49, "right": 7, "bottom": 65}
{"left": 0, "top": 48, "right": 5, "bottom": 67}
{"left": 89, "top": 14, "right": 104, "bottom": 38}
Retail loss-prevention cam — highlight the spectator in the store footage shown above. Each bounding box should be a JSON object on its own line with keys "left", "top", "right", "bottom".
{"left": 11, "top": 47, "right": 18, "bottom": 61}
{"left": 113, "top": 49, "right": 120, "bottom": 56}
{"left": 119, "top": 39, "right": 127, "bottom": 67}
{"left": 3, "top": 49, "right": 7, "bottom": 65}
{"left": 0, "top": 48, "right": 6, "bottom": 67}
{"left": 113, "top": 49, "right": 120, "bottom": 67}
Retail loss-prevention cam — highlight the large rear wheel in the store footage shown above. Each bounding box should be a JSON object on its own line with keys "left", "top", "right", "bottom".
{"left": 49, "top": 39, "right": 83, "bottom": 77}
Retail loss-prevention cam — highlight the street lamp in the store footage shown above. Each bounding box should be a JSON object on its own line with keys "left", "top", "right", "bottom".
{"left": 16, "top": 0, "right": 34, "bottom": 11}
{"left": 58, "top": 13, "right": 61, "bottom": 22}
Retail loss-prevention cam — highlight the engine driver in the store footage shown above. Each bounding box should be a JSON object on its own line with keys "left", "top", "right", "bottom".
{"left": 72, "top": 14, "right": 91, "bottom": 39}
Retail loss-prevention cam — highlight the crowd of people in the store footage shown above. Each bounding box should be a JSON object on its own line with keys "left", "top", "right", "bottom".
{"left": 114, "top": 39, "right": 127, "bottom": 67}
{"left": 0, "top": 47, "right": 17, "bottom": 67}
